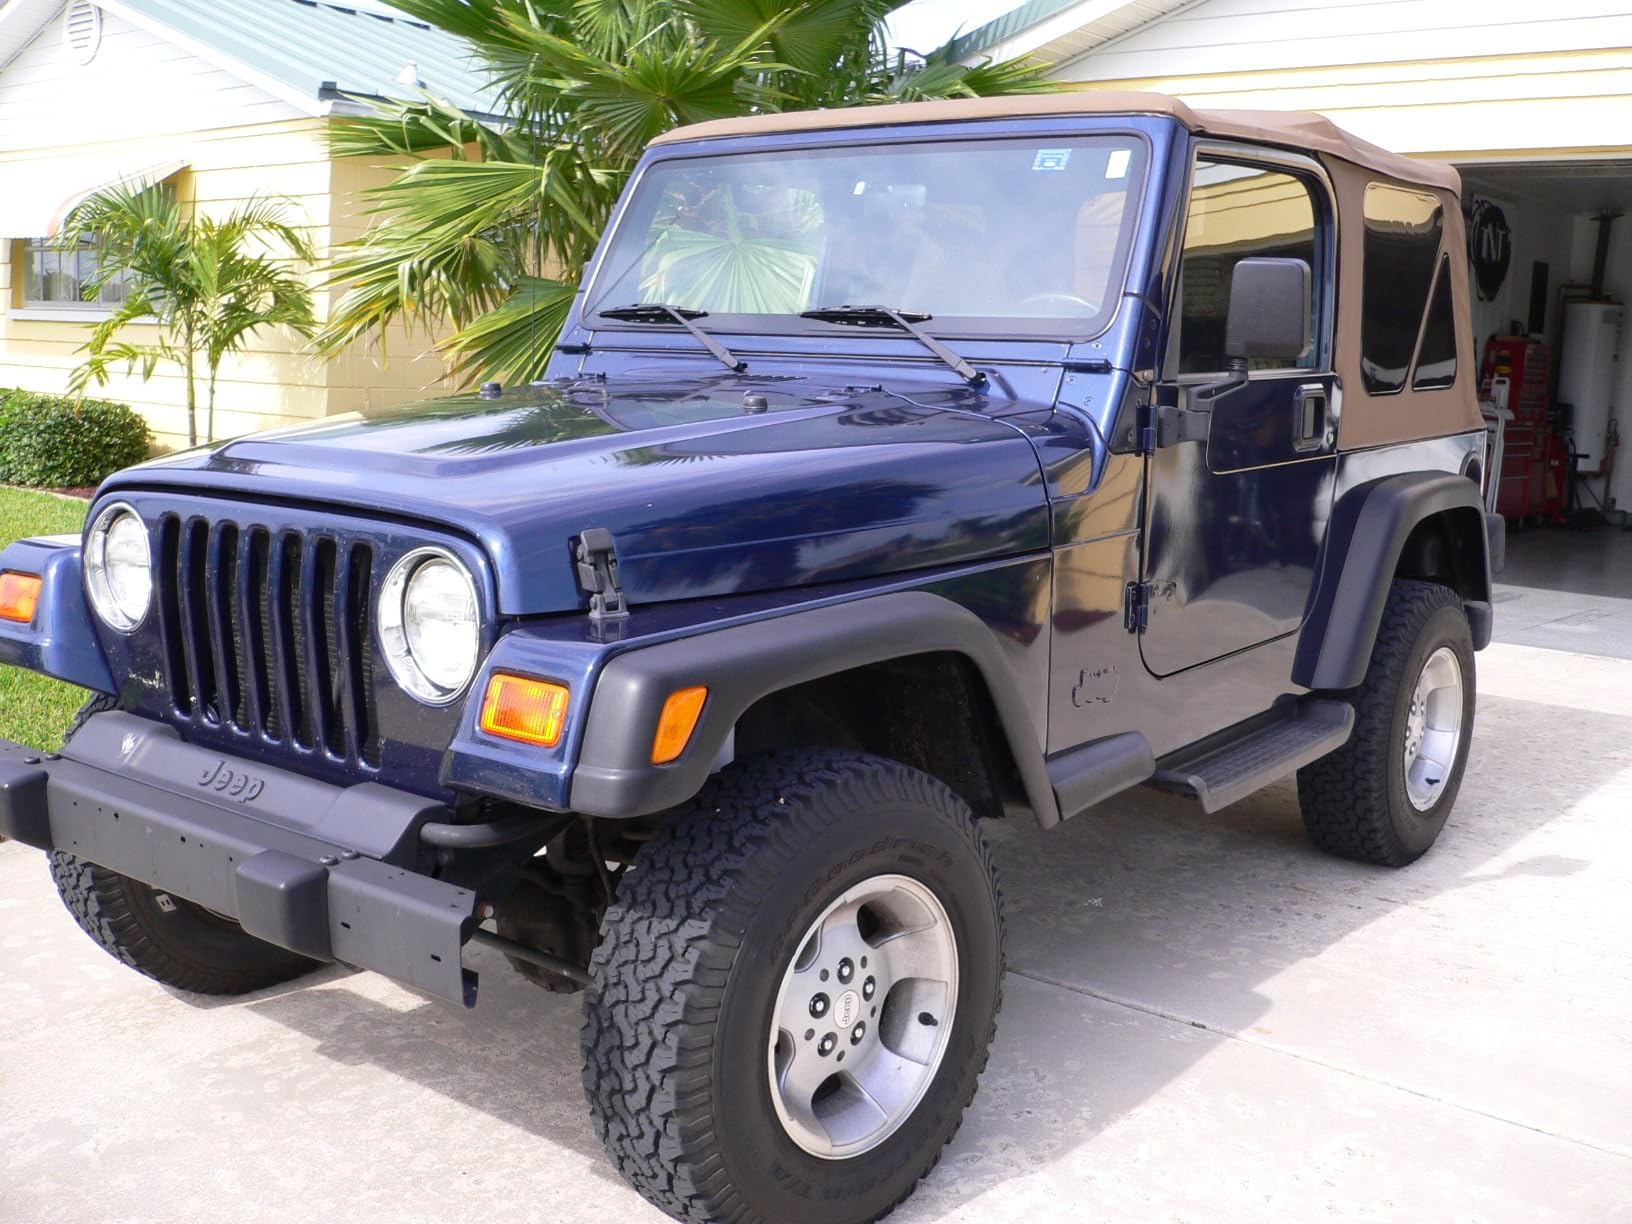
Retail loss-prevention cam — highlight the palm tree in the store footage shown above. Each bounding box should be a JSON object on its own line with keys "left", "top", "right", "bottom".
{"left": 64, "top": 184, "right": 317, "bottom": 446}
{"left": 319, "top": 0, "right": 1054, "bottom": 386}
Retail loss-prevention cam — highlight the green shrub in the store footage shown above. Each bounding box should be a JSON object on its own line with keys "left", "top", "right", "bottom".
{"left": 0, "top": 389, "right": 152, "bottom": 488}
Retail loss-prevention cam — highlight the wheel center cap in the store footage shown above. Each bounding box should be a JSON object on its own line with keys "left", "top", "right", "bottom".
{"left": 834, "top": 989, "right": 861, "bottom": 1029}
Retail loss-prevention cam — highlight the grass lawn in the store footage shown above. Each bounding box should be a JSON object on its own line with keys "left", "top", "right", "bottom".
{"left": 0, "top": 486, "right": 90, "bottom": 751}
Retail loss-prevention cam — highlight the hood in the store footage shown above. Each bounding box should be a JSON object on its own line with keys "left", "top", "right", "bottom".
{"left": 108, "top": 375, "right": 1053, "bottom": 615}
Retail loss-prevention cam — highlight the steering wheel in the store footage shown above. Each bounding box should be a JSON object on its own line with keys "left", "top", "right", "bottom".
{"left": 1018, "top": 291, "right": 1100, "bottom": 315}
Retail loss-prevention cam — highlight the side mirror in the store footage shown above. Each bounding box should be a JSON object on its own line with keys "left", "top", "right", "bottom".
{"left": 1225, "top": 257, "right": 1311, "bottom": 362}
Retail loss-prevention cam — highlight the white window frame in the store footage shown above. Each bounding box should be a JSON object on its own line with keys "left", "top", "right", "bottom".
{"left": 14, "top": 236, "right": 127, "bottom": 321}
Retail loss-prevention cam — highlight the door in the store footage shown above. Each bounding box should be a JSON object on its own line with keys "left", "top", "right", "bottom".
{"left": 1139, "top": 152, "right": 1339, "bottom": 677}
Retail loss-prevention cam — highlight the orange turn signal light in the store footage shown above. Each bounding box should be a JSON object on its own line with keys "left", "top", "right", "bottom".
{"left": 0, "top": 571, "right": 43, "bottom": 625}
{"left": 652, "top": 685, "right": 708, "bottom": 765}
{"left": 479, "top": 673, "right": 570, "bottom": 748}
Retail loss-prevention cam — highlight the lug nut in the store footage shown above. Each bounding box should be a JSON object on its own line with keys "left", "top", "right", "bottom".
{"left": 850, "top": 1022, "right": 867, "bottom": 1045}
{"left": 837, "top": 958, "right": 855, "bottom": 984}
{"left": 809, "top": 993, "right": 829, "bottom": 1019}
{"left": 862, "top": 976, "right": 876, "bottom": 1000}
{"left": 818, "top": 1033, "right": 837, "bottom": 1056}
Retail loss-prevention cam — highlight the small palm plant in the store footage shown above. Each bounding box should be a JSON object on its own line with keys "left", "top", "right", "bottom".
{"left": 63, "top": 184, "right": 317, "bottom": 446}
{"left": 319, "top": 0, "right": 1054, "bottom": 386}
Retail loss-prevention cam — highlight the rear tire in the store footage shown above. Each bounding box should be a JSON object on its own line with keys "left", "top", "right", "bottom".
{"left": 581, "top": 748, "right": 1004, "bottom": 1224}
{"left": 48, "top": 696, "right": 319, "bottom": 995}
{"left": 1298, "top": 580, "right": 1476, "bottom": 866}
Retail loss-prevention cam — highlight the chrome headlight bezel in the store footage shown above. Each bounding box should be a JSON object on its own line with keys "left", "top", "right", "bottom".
{"left": 377, "top": 546, "right": 481, "bottom": 706}
{"left": 84, "top": 502, "right": 152, "bottom": 633}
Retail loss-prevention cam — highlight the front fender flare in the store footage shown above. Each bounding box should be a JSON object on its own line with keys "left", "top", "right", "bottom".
{"left": 1294, "top": 472, "right": 1491, "bottom": 692}
{"left": 568, "top": 590, "right": 1060, "bottom": 824}
{"left": 0, "top": 536, "right": 115, "bottom": 694}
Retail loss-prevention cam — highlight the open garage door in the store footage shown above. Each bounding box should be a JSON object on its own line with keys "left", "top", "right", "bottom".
{"left": 1451, "top": 159, "right": 1632, "bottom": 657}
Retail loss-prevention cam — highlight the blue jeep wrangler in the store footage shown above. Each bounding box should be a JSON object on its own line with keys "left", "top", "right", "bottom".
{"left": 0, "top": 94, "right": 1500, "bottom": 1224}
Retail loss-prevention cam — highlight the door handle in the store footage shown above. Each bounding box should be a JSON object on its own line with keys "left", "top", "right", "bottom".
{"left": 1293, "top": 383, "right": 1328, "bottom": 451}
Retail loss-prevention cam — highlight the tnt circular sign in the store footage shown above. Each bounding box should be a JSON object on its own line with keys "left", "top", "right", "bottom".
{"left": 1468, "top": 197, "right": 1512, "bottom": 302}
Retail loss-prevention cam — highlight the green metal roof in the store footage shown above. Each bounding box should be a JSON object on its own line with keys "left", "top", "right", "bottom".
{"left": 119, "top": 0, "right": 500, "bottom": 115}
{"left": 942, "top": 0, "right": 1079, "bottom": 62}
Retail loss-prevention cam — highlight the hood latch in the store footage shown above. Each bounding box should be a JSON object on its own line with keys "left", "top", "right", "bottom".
{"left": 575, "top": 527, "right": 628, "bottom": 627}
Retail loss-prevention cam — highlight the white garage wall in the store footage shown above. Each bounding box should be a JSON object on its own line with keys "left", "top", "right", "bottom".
{"left": 1465, "top": 194, "right": 1577, "bottom": 355}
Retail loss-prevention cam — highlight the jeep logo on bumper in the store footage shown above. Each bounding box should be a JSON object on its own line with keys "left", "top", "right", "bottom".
{"left": 197, "top": 760, "right": 266, "bottom": 803}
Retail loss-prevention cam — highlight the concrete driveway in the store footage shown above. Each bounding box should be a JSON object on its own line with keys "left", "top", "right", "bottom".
{"left": 3, "top": 638, "right": 1630, "bottom": 1224}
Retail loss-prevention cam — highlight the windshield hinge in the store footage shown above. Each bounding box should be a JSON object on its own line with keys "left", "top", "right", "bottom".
{"left": 1124, "top": 581, "right": 1151, "bottom": 633}
{"left": 575, "top": 527, "right": 628, "bottom": 626}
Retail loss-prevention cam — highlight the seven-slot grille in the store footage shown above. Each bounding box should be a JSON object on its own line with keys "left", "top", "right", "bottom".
{"left": 154, "top": 513, "right": 381, "bottom": 767}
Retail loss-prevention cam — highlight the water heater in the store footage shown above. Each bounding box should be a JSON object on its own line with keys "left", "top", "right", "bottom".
{"left": 1558, "top": 301, "right": 1623, "bottom": 472}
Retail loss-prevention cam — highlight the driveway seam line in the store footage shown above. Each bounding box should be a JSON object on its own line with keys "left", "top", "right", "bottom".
{"left": 1006, "top": 966, "right": 1632, "bottom": 1162}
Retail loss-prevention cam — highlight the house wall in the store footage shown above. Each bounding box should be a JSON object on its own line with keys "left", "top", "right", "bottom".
{"left": 0, "top": 5, "right": 449, "bottom": 453}
{"left": 0, "top": 1, "right": 303, "bottom": 148}
{"left": 1052, "top": 0, "right": 1632, "bottom": 159}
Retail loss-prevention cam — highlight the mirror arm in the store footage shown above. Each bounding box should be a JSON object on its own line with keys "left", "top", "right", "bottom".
{"left": 1192, "top": 356, "right": 1249, "bottom": 405}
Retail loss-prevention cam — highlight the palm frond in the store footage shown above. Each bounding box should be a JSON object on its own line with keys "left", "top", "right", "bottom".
{"left": 318, "top": 0, "right": 1059, "bottom": 386}
{"left": 439, "top": 276, "right": 579, "bottom": 384}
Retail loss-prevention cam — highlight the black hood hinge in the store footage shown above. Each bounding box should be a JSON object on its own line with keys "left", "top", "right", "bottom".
{"left": 575, "top": 527, "right": 628, "bottom": 627}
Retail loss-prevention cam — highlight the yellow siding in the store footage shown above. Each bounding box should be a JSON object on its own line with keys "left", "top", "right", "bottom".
{"left": 0, "top": 116, "right": 452, "bottom": 453}
{"left": 320, "top": 152, "right": 455, "bottom": 416}
{"left": 1063, "top": 49, "right": 1632, "bottom": 160}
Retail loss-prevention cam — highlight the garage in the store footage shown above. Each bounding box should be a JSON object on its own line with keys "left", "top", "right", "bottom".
{"left": 1454, "top": 159, "right": 1631, "bottom": 654}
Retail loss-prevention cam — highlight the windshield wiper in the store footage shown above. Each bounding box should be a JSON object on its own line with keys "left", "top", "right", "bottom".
{"left": 800, "top": 305, "right": 986, "bottom": 388}
{"left": 596, "top": 303, "right": 746, "bottom": 374}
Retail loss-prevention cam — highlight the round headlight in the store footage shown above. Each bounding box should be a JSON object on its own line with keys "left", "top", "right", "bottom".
{"left": 85, "top": 504, "right": 152, "bottom": 632}
{"left": 379, "top": 548, "right": 480, "bottom": 704}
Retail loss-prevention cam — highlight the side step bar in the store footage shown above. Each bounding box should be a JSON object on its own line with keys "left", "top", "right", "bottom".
{"left": 1149, "top": 699, "right": 1355, "bottom": 813}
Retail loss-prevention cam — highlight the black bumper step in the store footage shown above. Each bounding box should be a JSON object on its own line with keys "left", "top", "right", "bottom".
{"left": 1150, "top": 699, "right": 1354, "bottom": 813}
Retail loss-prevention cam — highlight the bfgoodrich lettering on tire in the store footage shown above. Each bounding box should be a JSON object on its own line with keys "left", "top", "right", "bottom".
{"left": 1298, "top": 580, "right": 1476, "bottom": 867}
{"left": 581, "top": 748, "right": 1004, "bottom": 1224}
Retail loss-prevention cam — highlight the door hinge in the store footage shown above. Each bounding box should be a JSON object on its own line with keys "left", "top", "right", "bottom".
{"left": 1137, "top": 401, "right": 1211, "bottom": 454}
{"left": 1124, "top": 581, "right": 1151, "bottom": 633}
{"left": 574, "top": 527, "right": 628, "bottom": 626}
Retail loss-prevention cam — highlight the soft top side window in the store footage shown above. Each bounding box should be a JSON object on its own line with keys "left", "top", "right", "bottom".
{"left": 1411, "top": 255, "right": 1458, "bottom": 391}
{"left": 1360, "top": 182, "right": 1444, "bottom": 395}
{"left": 1173, "top": 157, "right": 1324, "bottom": 376}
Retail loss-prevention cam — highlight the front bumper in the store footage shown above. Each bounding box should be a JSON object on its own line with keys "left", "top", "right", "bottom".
{"left": 0, "top": 713, "right": 480, "bottom": 1005}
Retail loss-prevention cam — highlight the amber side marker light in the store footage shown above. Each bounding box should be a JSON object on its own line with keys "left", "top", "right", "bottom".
{"left": 479, "top": 673, "right": 570, "bottom": 747}
{"left": 652, "top": 685, "right": 709, "bottom": 765}
{"left": 0, "top": 572, "right": 43, "bottom": 625}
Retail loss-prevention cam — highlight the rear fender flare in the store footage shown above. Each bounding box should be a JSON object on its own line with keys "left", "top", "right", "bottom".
{"left": 1295, "top": 472, "right": 1491, "bottom": 691}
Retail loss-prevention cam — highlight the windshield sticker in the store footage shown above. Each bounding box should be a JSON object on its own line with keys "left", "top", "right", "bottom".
{"left": 1032, "top": 149, "right": 1070, "bottom": 172}
{"left": 1106, "top": 149, "right": 1131, "bottom": 180}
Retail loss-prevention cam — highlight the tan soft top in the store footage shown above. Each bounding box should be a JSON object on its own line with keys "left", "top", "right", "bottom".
{"left": 650, "top": 90, "right": 1460, "bottom": 194}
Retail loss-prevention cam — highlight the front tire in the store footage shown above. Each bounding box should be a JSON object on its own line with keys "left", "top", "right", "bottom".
{"left": 1298, "top": 580, "right": 1476, "bottom": 866}
{"left": 47, "top": 695, "right": 320, "bottom": 995}
{"left": 581, "top": 749, "right": 1004, "bottom": 1224}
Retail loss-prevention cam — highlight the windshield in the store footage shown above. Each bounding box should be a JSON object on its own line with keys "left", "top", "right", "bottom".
{"left": 585, "top": 135, "right": 1147, "bottom": 337}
